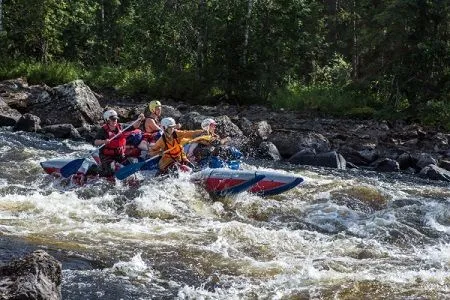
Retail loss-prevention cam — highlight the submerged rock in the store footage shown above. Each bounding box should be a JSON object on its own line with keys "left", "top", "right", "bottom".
{"left": 0, "top": 250, "right": 62, "bottom": 300}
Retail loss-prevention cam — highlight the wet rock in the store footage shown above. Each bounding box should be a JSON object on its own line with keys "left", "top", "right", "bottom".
{"left": 332, "top": 186, "right": 389, "bottom": 212}
{"left": 289, "top": 150, "right": 346, "bottom": 169}
{"left": 256, "top": 141, "right": 281, "bottom": 160}
{"left": 76, "top": 124, "right": 101, "bottom": 142}
{"left": 0, "top": 250, "right": 62, "bottom": 300}
{"left": 438, "top": 159, "right": 450, "bottom": 171}
{"left": 255, "top": 120, "right": 272, "bottom": 140}
{"left": 178, "top": 111, "right": 205, "bottom": 129}
{"left": 161, "top": 105, "right": 182, "bottom": 121}
{"left": 373, "top": 158, "right": 400, "bottom": 172}
{"left": 237, "top": 117, "right": 253, "bottom": 137}
{"left": 357, "top": 148, "right": 379, "bottom": 164}
{"left": 0, "top": 99, "right": 22, "bottom": 126}
{"left": 27, "top": 80, "right": 102, "bottom": 127}
{"left": 40, "top": 124, "right": 82, "bottom": 139}
{"left": 269, "top": 131, "right": 330, "bottom": 158}
{"left": 419, "top": 164, "right": 450, "bottom": 182}
{"left": 13, "top": 113, "right": 41, "bottom": 132}
{"left": 414, "top": 153, "right": 437, "bottom": 169}
{"left": 397, "top": 153, "right": 415, "bottom": 170}
{"left": 0, "top": 78, "right": 30, "bottom": 112}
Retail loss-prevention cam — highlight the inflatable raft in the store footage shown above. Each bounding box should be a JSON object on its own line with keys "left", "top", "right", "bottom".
{"left": 40, "top": 158, "right": 303, "bottom": 197}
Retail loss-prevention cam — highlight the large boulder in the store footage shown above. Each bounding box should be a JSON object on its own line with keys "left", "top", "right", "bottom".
{"left": 0, "top": 98, "right": 22, "bottom": 126}
{"left": 40, "top": 124, "right": 82, "bottom": 139}
{"left": 288, "top": 150, "right": 346, "bottom": 169}
{"left": 256, "top": 141, "right": 281, "bottom": 160}
{"left": 419, "top": 164, "right": 450, "bottom": 182}
{"left": 178, "top": 111, "right": 206, "bottom": 129}
{"left": 13, "top": 113, "right": 41, "bottom": 132}
{"left": 269, "top": 131, "right": 331, "bottom": 158}
{"left": 0, "top": 250, "right": 62, "bottom": 300}
{"left": 27, "top": 80, "right": 102, "bottom": 127}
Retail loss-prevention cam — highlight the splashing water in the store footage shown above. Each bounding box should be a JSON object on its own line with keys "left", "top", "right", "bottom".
{"left": 0, "top": 128, "right": 449, "bottom": 299}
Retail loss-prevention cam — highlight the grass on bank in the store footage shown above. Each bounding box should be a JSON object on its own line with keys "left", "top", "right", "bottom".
{"left": 1, "top": 60, "right": 449, "bottom": 129}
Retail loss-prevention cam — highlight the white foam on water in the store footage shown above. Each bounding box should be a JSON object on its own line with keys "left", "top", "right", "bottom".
{"left": 110, "top": 252, "right": 157, "bottom": 280}
{"left": 424, "top": 201, "right": 450, "bottom": 234}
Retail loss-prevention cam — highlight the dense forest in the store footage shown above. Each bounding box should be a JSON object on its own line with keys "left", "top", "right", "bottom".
{"left": 0, "top": 0, "right": 449, "bottom": 127}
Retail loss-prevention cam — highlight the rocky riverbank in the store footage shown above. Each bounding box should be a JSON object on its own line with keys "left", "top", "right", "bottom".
{"left": 1, "top": 78, "right": 450, "bottom": 181}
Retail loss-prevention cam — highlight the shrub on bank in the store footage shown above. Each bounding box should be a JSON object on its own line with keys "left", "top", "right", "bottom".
{"left": 1, "top": 60, "right": 448, "bottom": 130}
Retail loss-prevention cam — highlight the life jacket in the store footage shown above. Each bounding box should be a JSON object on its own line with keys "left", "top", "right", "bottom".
{"left": 125, "top": 146, "right": 141, "bottom": 157}
{"left": 162, "top": 132, "right": 183, "bottom": 161}
{"left": 101, "top": 123, "right": 126, "bottom": 157}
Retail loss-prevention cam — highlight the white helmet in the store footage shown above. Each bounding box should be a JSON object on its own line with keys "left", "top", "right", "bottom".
{"left": 161, "top": 117, "right": 176, "bottom": 130}
{"left": 201, "top": 118, "right": 217, "bottom": 131}
{"left": 103, "top": 109, "right": 118, "bottom": 121}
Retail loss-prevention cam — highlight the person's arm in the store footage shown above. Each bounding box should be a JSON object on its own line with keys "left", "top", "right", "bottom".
{"left": 149, "top": 138, "right": 165, "bottom": 157}
{"left": 133, "top": 114, "right": 145, "bottom": 129}
{"left": 177, "top": 129, "right": 205, "bottom": 140}
{"left": 94, "top": 128, "right": 108, "bottom": 146}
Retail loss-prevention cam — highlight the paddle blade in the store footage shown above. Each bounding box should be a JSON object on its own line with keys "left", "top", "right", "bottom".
{"left": 60, "top": 158, "right": 86, "bottom": 178}
{"left": 140, "top": 156, "right": 161, "bottom": 171}
{"left": 115, "top": 161, "right": 145, "bottom": 180}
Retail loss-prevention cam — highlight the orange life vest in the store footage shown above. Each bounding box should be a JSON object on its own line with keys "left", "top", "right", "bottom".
{"left": 162, "top": 132, "right": 183, "bottom": 161}
{"left": 101, "top": 123, "right": 126, "bottom": 157}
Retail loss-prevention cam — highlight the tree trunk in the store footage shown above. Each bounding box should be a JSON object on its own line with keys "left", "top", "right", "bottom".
{"left": 242, "top": 0, "right": 253, "bottom": 65}
{"left": 0, "top": 0, "right": 3, "bottom": 32}
{"left": 352, "top": 0, "right": 358, "bottom": 78}
{"left": 335, "top": 0, "right": 339, "bottom": 44}
{"left": 196, "top": 0, "right": 206, "bottom": 80}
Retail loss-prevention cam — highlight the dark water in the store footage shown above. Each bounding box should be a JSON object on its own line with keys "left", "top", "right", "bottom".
{"left": 0, "top": 128, "right": 449, "bottom": 299}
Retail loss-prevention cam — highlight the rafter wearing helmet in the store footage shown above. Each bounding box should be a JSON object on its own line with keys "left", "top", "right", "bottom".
{"left": 186, "top": 118, "right": 230, "bottom": 163}
{"left": 93, "top": 109, "right": 144, "bottom": 177}
{"left": 149, "top": 117, "right": 203, "bottom": 174}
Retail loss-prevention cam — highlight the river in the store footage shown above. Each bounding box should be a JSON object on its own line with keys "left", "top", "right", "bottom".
{"left": 0, "top": 127, "right": 449, "bottom": 299}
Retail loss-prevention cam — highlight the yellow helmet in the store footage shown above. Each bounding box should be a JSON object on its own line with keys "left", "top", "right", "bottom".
{"left": 148, "top": 100, "right": 162, "bottom": 113}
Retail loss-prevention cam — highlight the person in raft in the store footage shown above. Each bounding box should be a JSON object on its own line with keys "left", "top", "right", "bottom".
{"left": 185, "top": 118, "right": 231, "bottom": 164}
{"left": 94, "top": 109, "right": 145, "bottom": 177}
{"left": 149, "top": 117, "right": 203, "bottom": 174}
{"left": 138, "top": 100, "right": 181, "bottom": 158}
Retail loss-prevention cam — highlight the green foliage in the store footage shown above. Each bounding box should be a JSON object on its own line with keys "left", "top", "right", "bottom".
{"left": 3, "top": 0, "right": 69, "bottom": 61}
{"left": 346, "top": 106, "right": 376, "bottom": 119}
{"left": 0, "top": 60, "right": 81, "bottom": 86}
{"left": 27, "top": 62, "right": 81, "bottom": 86}
{"left": 311, "top": 53, "right": 352, "bottom": 87}
{"left": 0, "top": 0, "right": 448, "bottom": 130}
{"left": 84, "top": 66, "right": 160, "bottom": 96}
{"left": 268, "top": 83, "right": 376, "bottom": 118}
{"left": 119, "top": 69, "right": 157, "bottom": 95}
{"left": 153, "top": 70, "right": 210, "bottom": 102}
{"left": 84, "top": 66, "right": 127, "bottom": 91}
{"left": 419, "top": 100, "right": 450, "bottom": 130}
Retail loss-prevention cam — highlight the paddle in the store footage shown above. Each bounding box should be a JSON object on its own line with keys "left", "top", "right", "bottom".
{"left": 116, "top": 134, "right": 215, "bottom": 180}
{"left": 115, "top": 147, "right": 175, "bottom": 180}
{"left": 60, "top": 118, "right": 141, "bottom": 178}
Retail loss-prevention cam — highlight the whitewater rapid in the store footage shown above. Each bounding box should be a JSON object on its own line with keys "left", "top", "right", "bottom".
{"left": 0, "top": 128, "right": 449, "bottom": 299}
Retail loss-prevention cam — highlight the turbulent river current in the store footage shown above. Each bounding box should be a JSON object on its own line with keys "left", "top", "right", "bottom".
{"left": 0, "top": 127, "right": 449, "bottom": 299}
